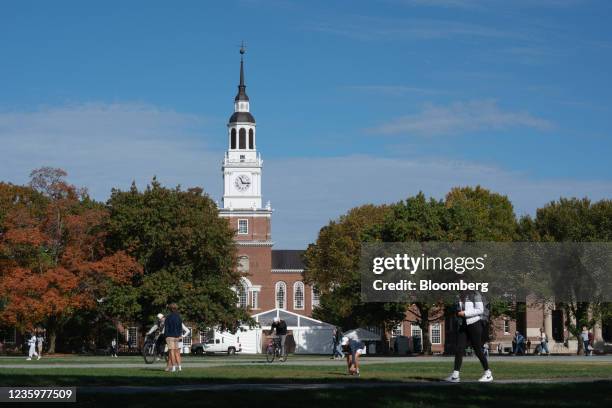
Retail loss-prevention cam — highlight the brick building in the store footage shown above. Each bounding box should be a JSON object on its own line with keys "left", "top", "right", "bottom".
{"left": 218, "top": 47, "right": 318, "bottom": 320}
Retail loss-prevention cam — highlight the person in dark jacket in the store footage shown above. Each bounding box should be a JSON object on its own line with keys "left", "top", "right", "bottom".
{"left": 270, "top": 317, "right": 288, "bottom": 357}
{"left": 164, "top": 303, "right": 183, "bottom": 372}
{"left": 332, "top": 327, "right": 343, "bottom": 359}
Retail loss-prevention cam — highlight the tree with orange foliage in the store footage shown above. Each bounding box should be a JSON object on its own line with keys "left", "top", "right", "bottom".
{"left": 0, "top": 168, "right": 141, "bottom": 353}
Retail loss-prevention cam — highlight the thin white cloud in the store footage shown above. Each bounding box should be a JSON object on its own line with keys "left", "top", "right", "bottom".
{"left": 1, "top": 102, "right": 608, "bottom": 250}
{"left": 309, "top": 16, "right": 526, "bottom": 42}
{"left": 345, "top": 85, "right": 449, "bottom": 96}
{"left": 0, "top": 102, "right": 219, "bottom": 199}
{"left": 369, "top": 100, "right": 554, "bottom": 137}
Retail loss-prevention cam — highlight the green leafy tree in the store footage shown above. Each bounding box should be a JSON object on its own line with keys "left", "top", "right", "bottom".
{"left": 106, "top": 179, "right": 250, "bottom": 333}
{"left": 303, "top": 205, "right": 406, "bottom": 346}
{"left": 532, "top": 197, "right": 612, "bottom": 353}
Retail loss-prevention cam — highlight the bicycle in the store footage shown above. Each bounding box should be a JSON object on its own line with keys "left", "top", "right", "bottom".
{"left": 266, "top": 336, "right": 286, "bottom": 363}
{"left": 142, "top": 332, "right": 168, "bottom": 364}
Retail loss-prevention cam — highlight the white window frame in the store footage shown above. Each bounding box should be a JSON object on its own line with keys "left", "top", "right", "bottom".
{"left": 251, "top": 290, "right": 259, "bottom": 310}
{"left": 237, "top": 219, "right": 248, "bottom": 235}
{"left": 182, "top": 326, "right": 193, "bottom": 348}
{"left": 311, "top": 286, "right": 320, "bottom": 308}
{"left": 275, "top": 281, "right": 287, "bottom": 309}
{"left": 392, "top": 323, "right": 403, "bottom": 337}
{"left": 127, "top": 327, "right": 138, "bottom": 348}
{"left": 504, "top": 319, "right": 510, "bottom": 335}
{"left": 430, "top": 323, "right": 441, "bottom": 345}
{"left": 293, "top": 281, "right": 305, "bottom": 310}
{"left": 237, "top": 282, "right": 248, "bottom": 309}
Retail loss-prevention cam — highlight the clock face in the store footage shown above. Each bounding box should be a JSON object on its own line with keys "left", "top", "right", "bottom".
{"left": 234, "top": 174, "right": 251, "bottom": 192}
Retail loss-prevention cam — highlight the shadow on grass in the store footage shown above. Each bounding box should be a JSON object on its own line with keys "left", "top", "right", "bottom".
{"left": 63, "top": 381, "right": 612, "bottom": 408}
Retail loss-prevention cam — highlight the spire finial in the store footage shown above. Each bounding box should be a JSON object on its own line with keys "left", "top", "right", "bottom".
{"left": 235, "top": 41, "right": 249, "bottom": 102}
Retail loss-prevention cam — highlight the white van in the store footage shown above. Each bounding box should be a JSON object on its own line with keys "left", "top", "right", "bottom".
{"left": 191, "top": 329, "right": 242, "bottom": 355}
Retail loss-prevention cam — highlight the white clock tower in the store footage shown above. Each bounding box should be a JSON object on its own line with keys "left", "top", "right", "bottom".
{"left": 221, "top": 46, "right": 267, "bottom": 211}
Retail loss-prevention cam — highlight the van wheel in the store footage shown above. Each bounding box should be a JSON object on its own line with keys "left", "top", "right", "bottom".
{"left": 228, "top": 347, "right": 236, "bottom": 355}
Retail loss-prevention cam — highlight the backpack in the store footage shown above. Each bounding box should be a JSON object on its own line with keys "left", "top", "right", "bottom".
{"left": 480, "top": 294, "right": 491, "bottom": 322}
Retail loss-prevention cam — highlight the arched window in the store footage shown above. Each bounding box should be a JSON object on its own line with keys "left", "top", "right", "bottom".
{"left": 248, "top": 129, "right": 254, "bottom": 149}
{"left": 293, "top": 282, "right": 304, "bottom": 310}
{"left": 275, "top": 281, "right": 287, "bottom": 309}
{"left": 237, "top": 281, "right": 248, "bottom": 309}
{"left": 236, "top": 277, "right": 251, "bottom": 309}
{"left": 231, "top": 128, "right": 236, "bottom": 149}
{"left": 239, "top": 128, "right": 246, "bottom": 149}
{"left": 312, "top": 286, "right": 321, "bottom": 308}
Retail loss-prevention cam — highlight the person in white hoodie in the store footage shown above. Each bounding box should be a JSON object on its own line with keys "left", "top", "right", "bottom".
{"left": 26, "top": 333, "right": 38, "bottom": 361}
{"left": 445, "top": 292, "right": 493, "bottom": 383}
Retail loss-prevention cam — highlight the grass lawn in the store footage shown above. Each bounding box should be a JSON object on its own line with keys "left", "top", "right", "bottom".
{"left": 71, "top": 383, "right": 612, "bottom": 408}
{"left": 1, "top": 361, "right": 611, "bottom": 386}
{"left": 2, "top": 359, "right": 610, "bottom": 407}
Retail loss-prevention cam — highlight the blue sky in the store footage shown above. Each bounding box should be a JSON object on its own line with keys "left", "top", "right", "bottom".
{"left": 1, "top": 0, "right": 611, "bottom": 248}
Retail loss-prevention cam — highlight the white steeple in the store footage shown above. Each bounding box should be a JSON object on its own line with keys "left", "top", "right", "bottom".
{"left": 222, "top": 44, "right": 263, "bottom": 210}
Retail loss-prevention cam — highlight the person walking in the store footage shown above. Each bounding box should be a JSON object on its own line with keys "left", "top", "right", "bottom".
{"left": 539, "top": 328, "right": 550, "bottom": 356}
{"left": 147, "top": 313, "right": 166, "bottom": 361}
{"left": 164, "top": 303, "right": 183, "bottom": 372}
{"left": 445, "top": 292, "right": 492, "bottom": 383}
{"left": 110, "top": 338, "right": 118, "bottom": 358}
{"left": 331, "top": 327, "right": 343, "bottom": 359}
{"left": 36, "top": 330, "right": 44, "bottom": 360}
{"left": 177, "top": 323, "right": 191, "bottom": 355}
{"left": 513, "top": 331, "right": 526, "bottom": 355}
{"left": 26, "top": 333, "right": 38, "bottom": 361}
{"left": 581, "top": 326, "right": 590, "bottom": 356}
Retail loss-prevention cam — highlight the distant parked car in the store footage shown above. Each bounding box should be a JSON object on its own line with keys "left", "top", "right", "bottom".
{"left": 191, "top": 330, "right": 242, "bottom": 355}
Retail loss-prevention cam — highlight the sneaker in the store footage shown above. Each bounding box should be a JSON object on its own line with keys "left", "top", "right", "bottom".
{"left": 171, "top": 366, "right": 176, "bottom": 373}
{"left": 444, "top": 371, "right": 460, "bottom": 383}
{"left": 478, "top": 370, "right": 493, "bottom": 382}
{"left": 37, "top": 356, "right": 41, "bottom": 360}
{"left": 26, "top": 357, "right": 32, "bottom": 361}
{"left": 178, "top": 365, "right": 182, "bottom": 372}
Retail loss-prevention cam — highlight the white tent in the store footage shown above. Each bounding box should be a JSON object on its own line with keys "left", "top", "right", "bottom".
{"left": 344, "top": 328, "right": 381, "bottom": 342}
{"left": 240, "top": 308, "right": 335, "bottom": 354}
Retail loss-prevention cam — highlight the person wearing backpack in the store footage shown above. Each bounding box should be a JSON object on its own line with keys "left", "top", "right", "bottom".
{"left": 445, "top": 291, "right": 493, "bottom": 383}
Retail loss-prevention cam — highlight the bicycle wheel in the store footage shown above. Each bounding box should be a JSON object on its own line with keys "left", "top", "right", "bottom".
{"left": 266, "top": 346, "right": 275, "bottom": 363}
{"left": 142, "top": 342, "right": 156, "bottom": 364}
{"left": 279, "top": 351, "right": 287, "bottom": 363}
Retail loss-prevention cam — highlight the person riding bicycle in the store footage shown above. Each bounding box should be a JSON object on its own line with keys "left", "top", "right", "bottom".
{"left": 270, "top": 316, "right": 288, "bottom": 357}
{"left": 341, "top": 336, "right": 365, "bottom": 377}
{"left": 146, "top": 313, "right": 166, "bottom": 360}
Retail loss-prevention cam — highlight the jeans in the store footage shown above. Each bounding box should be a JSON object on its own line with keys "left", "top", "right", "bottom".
{"left": 583, "top": 340, "right": 590, "bottom": 356}
{"left": 454, "top": 322, "right": 489, "bottom": 371}
{"left": 334, "top": 343, "right": 344, "bottom": 358}
{"left": 540, "top": 341, "right": 549, "bottom": 354}
{"left": 279, "top": 334, "right": 286, "bottom": 356}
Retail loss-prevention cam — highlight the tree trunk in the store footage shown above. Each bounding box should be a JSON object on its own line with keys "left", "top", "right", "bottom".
{"left": 46, "top": 316, "right": 58, "bottom": 354}
{"left": 422, "top": 322, "right": 431, "bottom": 354}
{"left": 48, "top": 331, "right": 57, "bottom": 354}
